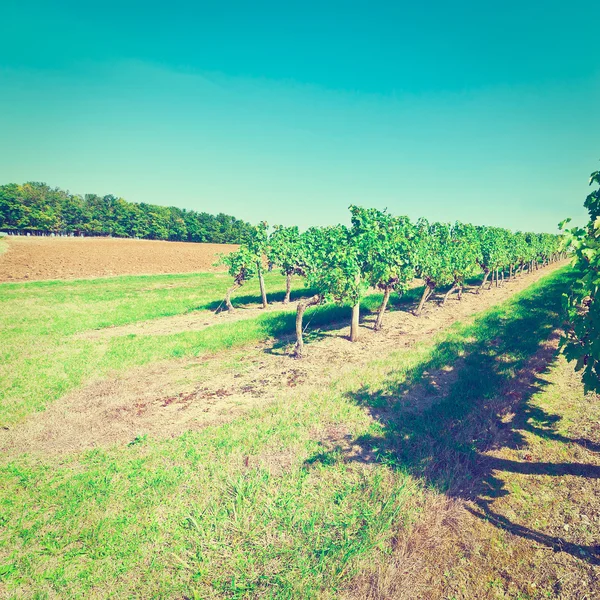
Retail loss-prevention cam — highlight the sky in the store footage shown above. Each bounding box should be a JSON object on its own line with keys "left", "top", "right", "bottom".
{"left": 1, "top": 0, "right": 599, "bottom": 231}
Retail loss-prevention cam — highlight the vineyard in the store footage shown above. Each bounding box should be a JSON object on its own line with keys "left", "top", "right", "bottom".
{"left": 221, "top": 207, "right": 565, "bottom": 356}
{"left": 3, "top": 0, "right": 599, "bottom": 595}
{"left": 3, "top": 180, "right": 600, "bottom": 600}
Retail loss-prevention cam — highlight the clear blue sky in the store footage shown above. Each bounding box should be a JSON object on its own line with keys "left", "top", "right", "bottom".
{"left": 1, "top": 0, "right": 598, "bottom": 231}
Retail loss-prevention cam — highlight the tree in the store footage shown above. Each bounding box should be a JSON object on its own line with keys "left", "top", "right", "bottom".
{"left": 218, "top": 222, "right": 270, "bottom": 312}
{"left": 442, "top": 221, "right": 481, "bottom": 303}
{"left": 538, "top": 232, "right": 560, "bottom": 266}
{"left": 244, "top": 221, "right": 270, "bottom": 309}
{"left": 0, "top": 182, "right": 252, "bottom": 243}
{"left": 167, "top": 207, "right": 188, "bottom": 241}
{"left": 293, "top": 225, "right": 362, "bottom": 356}
{"left": 524, "top": 232, "right": 540, "bottom": 273}
{"left": 413, "top": 221, "right": 455, "bottom": 315}
{"left": 0, "top": 184, "right": 26, "bottom": 229}
{"left": 477, "top": 226, "right": 510, "bottom": 291}
{"left": 508, "top": 232, "right": 530, "bottom": 278}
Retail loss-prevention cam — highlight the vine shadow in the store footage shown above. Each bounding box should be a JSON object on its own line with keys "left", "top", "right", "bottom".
{"left": 196, "top": 287, "right": 322, "bottom": 312}
{"left": 305, "top": 269, "right": 600, "bottom": 564}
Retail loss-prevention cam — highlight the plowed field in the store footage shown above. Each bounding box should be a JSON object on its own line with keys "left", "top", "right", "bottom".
{"left": 0, "top": 236, "right": 237, "bottom": 282}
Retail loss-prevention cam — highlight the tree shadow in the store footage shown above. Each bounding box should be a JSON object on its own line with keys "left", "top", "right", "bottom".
{"left": 199, "top": 284, "right": 424, "bottom": 316}
{"left": 193, "top": 274, "right": 510, "bottom": 349}
{"left": 304, "top": 269, "right": 600, "bottom": 564}
{"left": 196, "top": 287, "right": 322, "bottom": 312}
{"left": 263, "top": 302, "right": 380, "bottom": 355}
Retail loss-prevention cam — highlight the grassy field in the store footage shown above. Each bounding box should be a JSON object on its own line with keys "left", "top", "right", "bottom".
{"left": 2, "top": 266, "right": 597, "bottom": 598}
{"left": 0, "top": 271, "right": 420, "bottom": 427}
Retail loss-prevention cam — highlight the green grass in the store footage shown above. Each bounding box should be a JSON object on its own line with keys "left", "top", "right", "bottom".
{"left": 0, "top": 272, "right": 310, "bottom": 426}
{"left": 0, "top": 267, "right": 577, "bottom": 598}
{"left": 0, "top": 271, "right": 423, "bottom": 427}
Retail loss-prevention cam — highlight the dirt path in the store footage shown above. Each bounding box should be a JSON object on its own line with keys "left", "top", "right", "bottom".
{"left": 0, "top": 236, "right": 237, "bottom": 282}
{"left": 1, "top": 261, "right": 569, "bottom": 456}
{"left": 74, "top": 298, "right": 304, "bottom": 341}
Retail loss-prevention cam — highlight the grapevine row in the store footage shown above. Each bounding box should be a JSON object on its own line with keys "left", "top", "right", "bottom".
{"left": 220, "top": 207, "right": 565, "bottom": 358}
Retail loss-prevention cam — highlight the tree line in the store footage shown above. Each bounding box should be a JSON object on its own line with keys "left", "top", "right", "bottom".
{"left": 0, "top": 182, "right": 252, "bottom": 244}
{"left": 220, "top": 208, "right": 565, "bottom": 358}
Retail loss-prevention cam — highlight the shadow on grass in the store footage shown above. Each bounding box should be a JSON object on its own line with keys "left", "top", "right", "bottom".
{"left": 193, "top": 286, "right": 425, "bottom": 355}
{"left": 197, "top": 284, "right": 426, "bottom": 314}
{"left": 192, "top": 269, "right": 561, "bottom": 361}
{"left": 263, "top": 304, "right": 356, "bottom": 354}
{"left": 196, "top": 287, "right": 323, "bottom": 312}
{"left": 261, "top": 286, "right": 428, "bottom": 354}
{"left": 199, "top": 273, "right": 505, "bottom": 321}
{"left": 304, "top": 268, "right": 600, "bottom": 565}
{"left": 190, "top": 270, "right": 556, "bottom": 364}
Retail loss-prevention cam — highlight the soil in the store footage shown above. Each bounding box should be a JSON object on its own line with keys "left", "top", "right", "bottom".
{"left": 0, "top": 236, "right": 237, "bottom": 282}
{"left": 0, "top": 260, "right": 569, "bottom": 456}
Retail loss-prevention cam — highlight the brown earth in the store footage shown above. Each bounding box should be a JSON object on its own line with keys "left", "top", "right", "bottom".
{"left": 0, "top": 236, "right": 237, "bottom": 282}
{"left": 0, "top": 260, "right": 569, "bottom": 456}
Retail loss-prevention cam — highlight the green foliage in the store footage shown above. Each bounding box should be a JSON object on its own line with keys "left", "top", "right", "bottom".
{"left": 537, "top": 232, "right": 560, "bottom": 263}
{"left": 220, "top": 222, "right": 270, "bottom": 285}
{"left": 222, "top": 211, "right": 561, "bottom": 332}
{"left": 301, "top": 225, "right": 363, "bottom": 305}
{"left": 560, "top": 170, "right": 600, "bottom": 392}
{"left": 584, "top": 170, "right": 600, "bottom": 220}
{"left": 244, "top": 220, "right": 270, "bottom": 256}
{"left": 349, "top": 206, "right": 417, "bottom": 293}
{"left": 268, "top": 225, "right": 305, "bottom": 276}
{"left": 220, "top": 246, "right": 258, "bottom": 284}
{"left": 219, "top": 221, "right": 273, "bottom": 310}
{"left": 414, "top": 220, "right": 456, "bottom": 287}
{"left": 478, "top": 226, "right": 510, "bottom": 272}
{"left": 507, "top": 231, "right": 529, "bottom": 268}
{"left": 0, "top": 182, "right": 252, "bottom": 243}
{"left": 447, "top": 221, "right": 481, "bottom": 284}
{"left": 523, "top": 232, "right": 539, "bottom": 263}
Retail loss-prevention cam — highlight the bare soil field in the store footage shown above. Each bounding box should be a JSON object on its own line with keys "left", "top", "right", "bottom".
{"left": 1, "top": 260, "right": 568, "bottom": 456}
{"left": 0, "top": 236, "right": 237, "bottom": 282}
